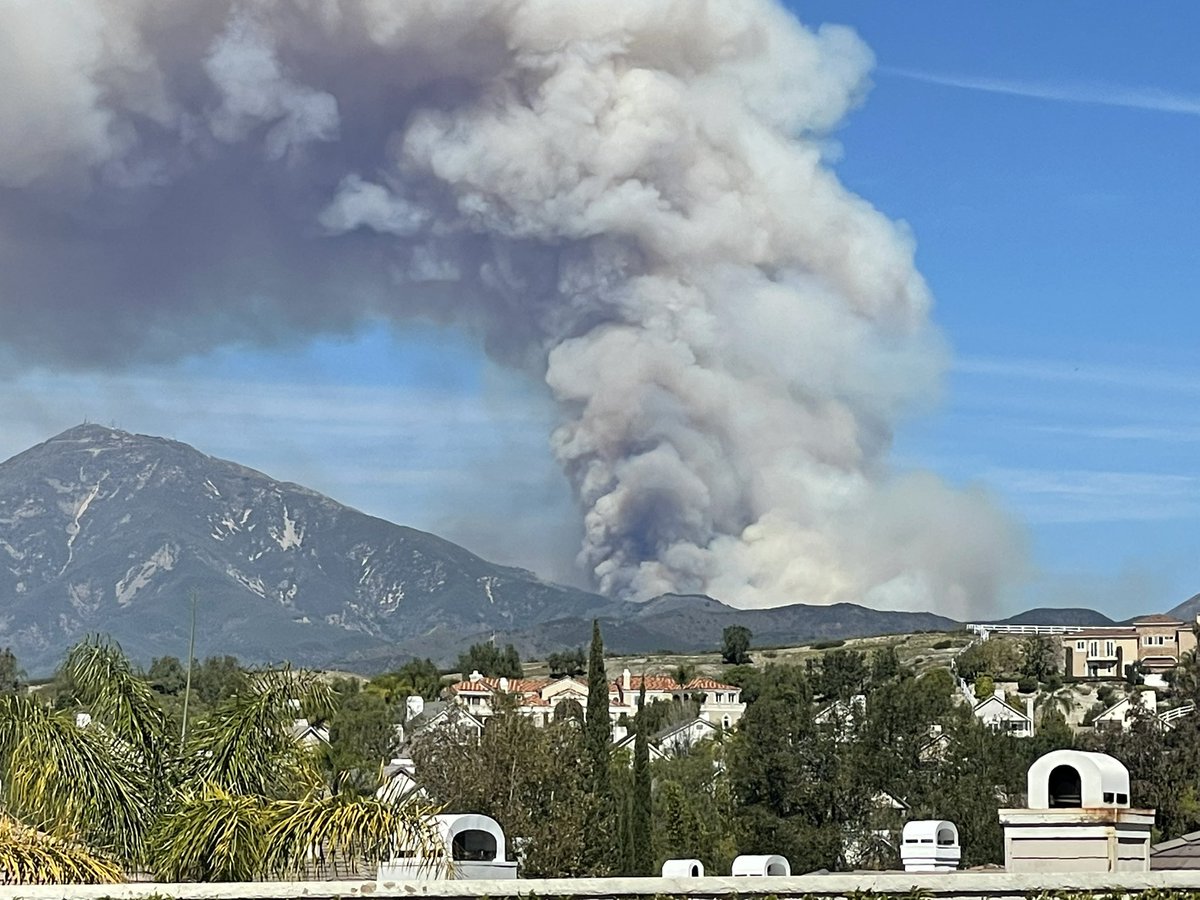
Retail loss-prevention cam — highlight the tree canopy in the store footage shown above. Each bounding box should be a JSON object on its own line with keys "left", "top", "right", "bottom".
{"left": 456, "top": 642, "right": 523, "bottom": 679}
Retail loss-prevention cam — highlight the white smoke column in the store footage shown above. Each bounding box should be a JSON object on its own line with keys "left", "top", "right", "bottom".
{"left": 0, "top": 0, "right": 1022, "bottom": 616}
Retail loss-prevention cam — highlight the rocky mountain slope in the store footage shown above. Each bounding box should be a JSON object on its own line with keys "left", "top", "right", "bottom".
{"left": 0, "top": 425, "right": 613, "bottom": 673}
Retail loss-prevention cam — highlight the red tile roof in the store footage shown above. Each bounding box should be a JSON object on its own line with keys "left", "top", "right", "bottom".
{"left": 616, "top": 674, "right": 679, "bottom": 693}
{"left": 447, "top": 676, "right": 552, "bottom": 695}
{"left": 681, "top": 676, "right": 739, "bottom": 692}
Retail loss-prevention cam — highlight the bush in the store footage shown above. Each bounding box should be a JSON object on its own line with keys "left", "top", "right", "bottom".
{"left": 762, "top": 650, "right": 778, "bottom": 659}
{"left": 931, "top": 639, "right": 957, "bottom": 650}
{"left": 1017, "top": 676, "right": 1038, "bottom": 694}
{"left": 811, "top": 640, "right": 844, "bottom": 650}
{"left": 1042, "top": 674, "right": 1063, "bottom": 691}
{"left": 973, "top": 674, "right": 995, "bottom": 702}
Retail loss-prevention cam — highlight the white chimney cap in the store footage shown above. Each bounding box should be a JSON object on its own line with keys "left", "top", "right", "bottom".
{"left": 901, "top": 820, "right": 961, "bottom": 872}
{"left": 499, "top": 676, "right": 509, "bottom": 691}
{"left": 469, "top": 670, "right": 483, "bottom": 682}
{"left": 1027, "top": 749, "right": 1131, "bottom": 809}
{"left": 405, "top": 695, "right": 425, "bottom": 719}
{"left": 662, "top": 859, "right": 704, "bottom": 877}
{"left": 731, "top": 854, "right": 790, "bottom": 877}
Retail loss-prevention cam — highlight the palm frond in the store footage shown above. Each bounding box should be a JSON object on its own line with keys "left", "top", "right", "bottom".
{"left": 149, "top": 784, "right": 270, "bottom": 882}
{"left": 182, "top": 666, "right": 328, "bottom": 797}
{"left": 263, "top": 791, "right": 446, "bottom": 880}
{"left": 0, "top": 814, "right": 122, "bottom": 884}
{"left": 0, "top": 693, "right": 152, "bottom": 863}
{"left": 62, "top": 636, "right": 170, "bottom": 767}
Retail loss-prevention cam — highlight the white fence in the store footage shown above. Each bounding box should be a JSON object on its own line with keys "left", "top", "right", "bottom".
{"left": 966, "top": 623, "right": 1126, "bottom": 640}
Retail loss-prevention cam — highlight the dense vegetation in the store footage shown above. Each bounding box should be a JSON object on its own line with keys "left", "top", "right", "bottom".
{"left": 6, "top": 625, "right": 1200, "bottom": 883}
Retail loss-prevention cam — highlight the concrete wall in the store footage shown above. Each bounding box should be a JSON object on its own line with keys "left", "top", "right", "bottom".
{"left": 13, "top": 872, "right": 1200, "bottom": 900}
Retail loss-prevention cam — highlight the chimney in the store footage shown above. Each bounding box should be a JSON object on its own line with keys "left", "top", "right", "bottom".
{"left": 499, "top": 676, "right": 509, "bottom": 692}
{"left": 469, "top": 669, "right": 483, "bottom": 682}
{"left": 622, "top": 668, "right": 631, "bottom": 690}
{"left": 405, "top": 695, "right": 425, "bottom": 720}
{"left": 1025, "top": 696, "right": 1035, "bottom": 724}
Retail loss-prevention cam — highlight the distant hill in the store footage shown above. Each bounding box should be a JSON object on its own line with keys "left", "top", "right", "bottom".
{"left": 463, "top": 595, "right": 960, "bottom": 660}
{"left": 1168, "top": 593, "right": 1200, "bottom": 622}
{"left": 987, "top": 607, "right": 1118, "bottom": 627}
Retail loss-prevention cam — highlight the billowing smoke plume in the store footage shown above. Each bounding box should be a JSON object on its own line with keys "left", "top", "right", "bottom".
{"left": 0, "top": 0, "right": 1021, "bottom": 615}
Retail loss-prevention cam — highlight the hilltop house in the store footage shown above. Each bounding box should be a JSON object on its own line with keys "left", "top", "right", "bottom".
{"left": 1060, "top": 614, "right": 1198, "bottom": 680}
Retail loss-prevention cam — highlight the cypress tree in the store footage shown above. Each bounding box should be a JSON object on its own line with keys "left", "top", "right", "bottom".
{"left": 631, "top": 681, "right": 653, "bottom": 874}
{"left": 584, "top": 619, "right": 613, "bottom": 872}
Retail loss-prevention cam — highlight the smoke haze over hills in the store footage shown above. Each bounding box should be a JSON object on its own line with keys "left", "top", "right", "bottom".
{"left": 0, "top": 1, "right": 1023, "bottom": 616}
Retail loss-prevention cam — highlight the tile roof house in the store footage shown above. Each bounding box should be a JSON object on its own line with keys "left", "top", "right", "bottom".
{"left": 446, "top": 667, "right": 747, "bottom": 732}
{"left": 608, "top": 670, "right": 747, "bottom": 729}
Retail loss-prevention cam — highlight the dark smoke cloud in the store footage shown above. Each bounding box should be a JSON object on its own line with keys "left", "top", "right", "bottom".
{"left": 0, "top": 0, "right": 1023, "bottom": 614}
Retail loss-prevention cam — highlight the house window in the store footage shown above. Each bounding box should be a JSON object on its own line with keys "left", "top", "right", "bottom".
{"left": 1089, "top": 641, "right": 1099, "bottom": 657}
{"left": 1106, "top": 640, "right": 1116, "bottom": 657}
{"left": 1077, "top": 640, "right": 1086, "bottom": 651}
{"left": 1143, "top": 636, "right": 1153, "bottom": 646}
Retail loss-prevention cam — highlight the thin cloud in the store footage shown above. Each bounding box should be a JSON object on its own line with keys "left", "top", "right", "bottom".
{"left": 882, "top": 66, "right": 1200, "bottom": 117}
{"left": 983, "top": 467, "right": 1200, "bottom": 524}
{"left": 953, "top": 356, "right": 1200, "bottom": 394}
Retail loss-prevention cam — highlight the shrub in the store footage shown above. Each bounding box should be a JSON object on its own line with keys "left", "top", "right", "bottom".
{"left": 931, "top": 639, "right": 957, "bottom": 650}
{"left": 811, "top": 640, "right": 844, "bottom": 650}
{"left": 1017, "top": 676, "right": 1038, "bottom": 694}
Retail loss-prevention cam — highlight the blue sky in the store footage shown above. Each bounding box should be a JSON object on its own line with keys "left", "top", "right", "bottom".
{"left": 3, "top": 3, "right": 1197, "bottom": 618}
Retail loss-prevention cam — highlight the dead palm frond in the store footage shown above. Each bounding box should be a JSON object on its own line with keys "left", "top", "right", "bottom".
{"left": 0, "top": 815, "right": 121, "bottom": 884}
{"left": 263, "top": 790, "right": 446, "bottom": 880}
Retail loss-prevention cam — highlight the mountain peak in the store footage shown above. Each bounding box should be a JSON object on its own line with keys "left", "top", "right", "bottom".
{"left": 0, "top": 426, "right": 610, "bottom": 674}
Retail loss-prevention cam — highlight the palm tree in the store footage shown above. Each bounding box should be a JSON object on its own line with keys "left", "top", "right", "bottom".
{"left": 0, "top": 636, "right": 442, "bottom": 884}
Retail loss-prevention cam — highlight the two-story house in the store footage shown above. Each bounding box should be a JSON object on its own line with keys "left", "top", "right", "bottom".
{"left": 1060, "top": 615, "right": 1197, "bottom": 679}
